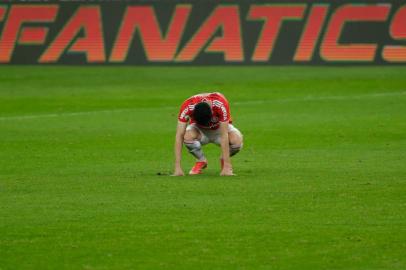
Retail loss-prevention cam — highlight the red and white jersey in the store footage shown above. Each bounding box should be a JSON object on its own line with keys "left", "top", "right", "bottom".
{"left": 178, "top": 92, "right": 232, "bottom": 130}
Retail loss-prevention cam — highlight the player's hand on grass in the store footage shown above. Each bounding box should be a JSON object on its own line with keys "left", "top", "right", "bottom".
{"left": 220, "top": 165, "right": 234, "bottom": 176}
{"left": 220, "top": 169, "right": 235, "bottom": 176}
{"left": 172, "top": 167, "right": 185, "bottom": 176}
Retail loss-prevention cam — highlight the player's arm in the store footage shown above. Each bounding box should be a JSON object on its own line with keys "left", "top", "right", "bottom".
{"left": 173, "top": 121, "right": 187, "bottom": 176}
{"left": 219, "top": 121, "right": 234, "bottom": 176}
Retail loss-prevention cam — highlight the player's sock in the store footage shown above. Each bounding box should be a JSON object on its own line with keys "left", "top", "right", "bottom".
{"left": 184, "top": 140, "right": 206, "bottom": 161}
{"left": 230, "top": 143, "right": 242, "bottom": 157}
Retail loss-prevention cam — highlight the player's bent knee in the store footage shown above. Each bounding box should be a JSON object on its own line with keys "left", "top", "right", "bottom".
{"left": 184, "top": 133, "right": 197, "bottom": 142}
{"left": 184, "top": 127, "right": 201, "bottom": 142}
{"left": 230, "top": 143, "right": 243, "bottom": 157}
{"left": 229, "top": 131, "right": 243, "bottom": 146}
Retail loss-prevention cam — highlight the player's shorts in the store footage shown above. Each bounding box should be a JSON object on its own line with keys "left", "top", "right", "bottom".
{"left": 186, "top": 123, "right": 242, "bottom": 146}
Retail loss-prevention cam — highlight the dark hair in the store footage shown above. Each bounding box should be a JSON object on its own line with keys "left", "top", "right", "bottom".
{"left": 193, "top": 102, "right": 212, "bottom": 126}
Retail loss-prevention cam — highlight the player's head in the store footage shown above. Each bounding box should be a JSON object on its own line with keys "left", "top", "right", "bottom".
{"left": 193, "top": 102, "right": 212, "bottom": 126}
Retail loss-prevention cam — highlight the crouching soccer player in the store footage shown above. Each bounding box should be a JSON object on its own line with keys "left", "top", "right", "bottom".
{"left": 173, "top": 92, "right": 243, "bottom": 176}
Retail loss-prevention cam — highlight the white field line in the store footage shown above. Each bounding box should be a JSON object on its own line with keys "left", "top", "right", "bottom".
{"left": 0, "top": 91, "right": 405, "bottom": 121}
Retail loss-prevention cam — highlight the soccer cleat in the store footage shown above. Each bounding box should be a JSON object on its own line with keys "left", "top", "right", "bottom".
{"left": 189, "top": 161, "right": 208, "bottom": 175}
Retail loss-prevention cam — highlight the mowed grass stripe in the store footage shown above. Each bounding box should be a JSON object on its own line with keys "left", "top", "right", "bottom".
{"left": 0, "top": 67, "right": 405, "bottom": 270}
{"left": 0, "top": 90, "right": 405, "bottom": 121}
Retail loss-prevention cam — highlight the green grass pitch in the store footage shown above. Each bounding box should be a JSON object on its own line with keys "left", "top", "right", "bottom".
{"left": 0, "top": 66, "right": 405, "bottom": 269}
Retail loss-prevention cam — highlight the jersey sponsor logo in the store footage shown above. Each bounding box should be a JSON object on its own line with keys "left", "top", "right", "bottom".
{"left": 180, "top": 107, "right": 189, "bottom": 120}
{"left": 213, "top": 100, "right": 228, "bottom": 119}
